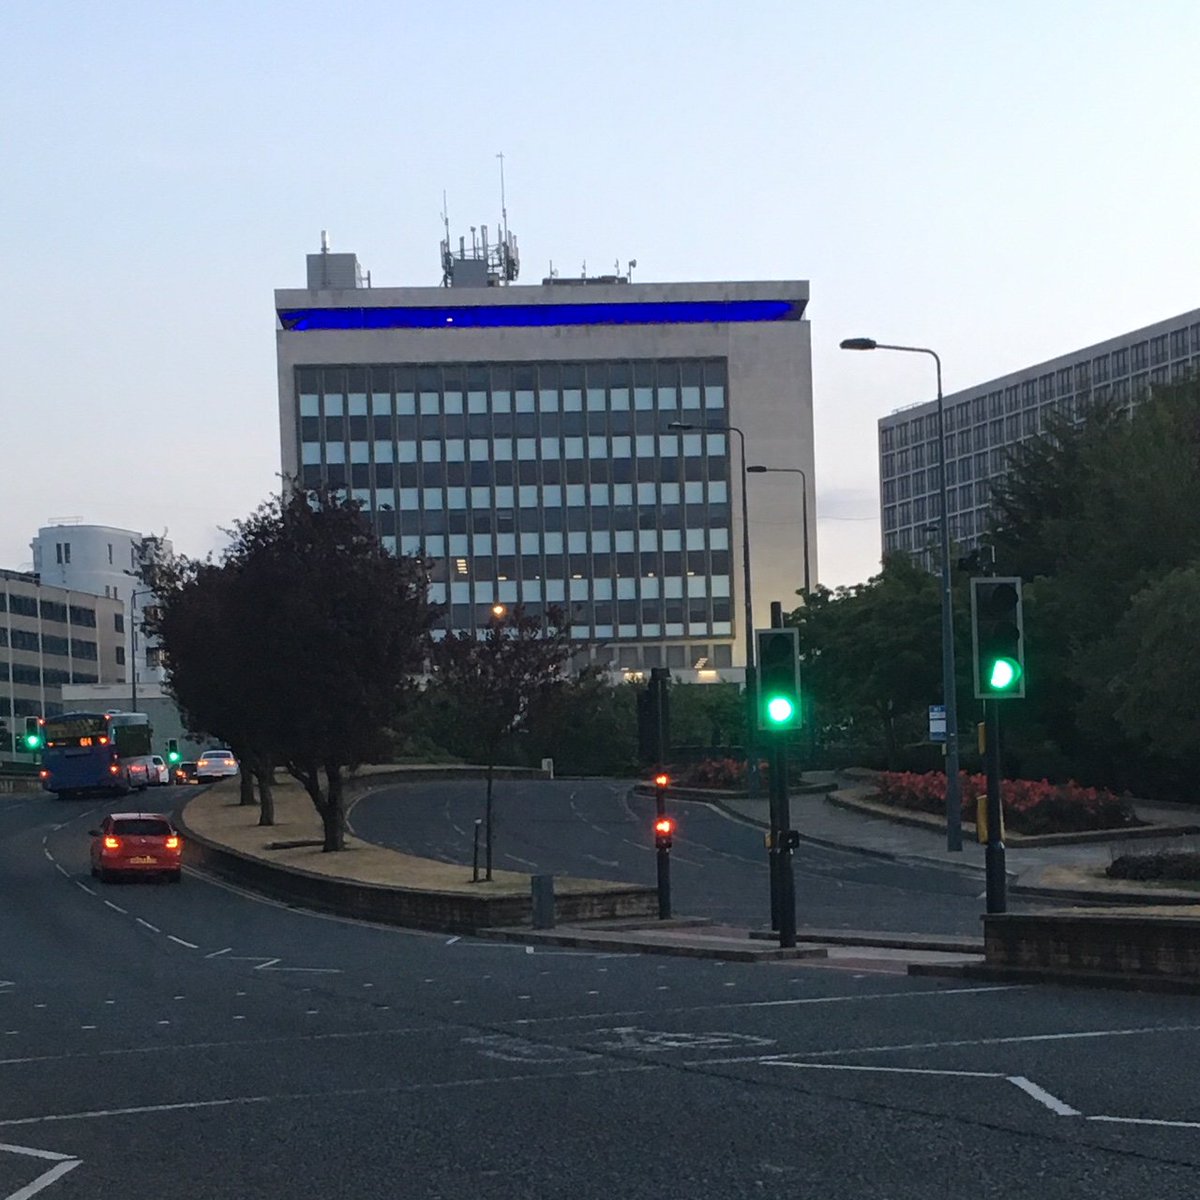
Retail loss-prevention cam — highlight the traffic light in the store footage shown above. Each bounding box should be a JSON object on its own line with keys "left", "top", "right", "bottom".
{"left": 755, "top": 628, "right": 801, "bottom": 731}
{"left": 654, "top": 816, "right": 675, "bottom": 849}
{"left": 971, "top": 577, "right": 1025, "bottom": 699}
{"left": 23, "top": 716, "right": 44, "bottom": 752}
{"left": 167, "top": 738, "right": 181, "bottom": 764}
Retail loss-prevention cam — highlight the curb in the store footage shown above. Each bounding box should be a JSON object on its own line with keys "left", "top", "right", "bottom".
{"left": 176, "top": 792, "right": 657, "bottom": 935}
{"left": 475, "top": 925, "right": 831, "bottom": 963}
{"left": 957, "top": 962, "right": 1200, "bottom": 997}
{"left": 701, "top": 793, "right": 994, "bottom": 883}
{"left": 828, "top": 788, "right": 1200, "bottom": 849}
{"left": 748, "top": 928, "right": 983, "bottom": 954}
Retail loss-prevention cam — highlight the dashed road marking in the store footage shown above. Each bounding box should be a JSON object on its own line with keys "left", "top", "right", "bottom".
{"left": 135, "top": 919, "right": 160, "bottom": 933}
{"left": 102, "top": 901, "right": 126, "bottom": 914}
{"left": 167, "top": 936, "right": 198, "bottom": 949}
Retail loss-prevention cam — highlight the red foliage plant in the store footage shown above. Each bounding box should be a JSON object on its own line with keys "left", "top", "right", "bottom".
{"left": 875, "top": 772, "right": 1139, "bottom": 835}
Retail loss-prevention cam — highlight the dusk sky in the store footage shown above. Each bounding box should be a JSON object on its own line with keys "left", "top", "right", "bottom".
{"left": 6, "top": 1, "right": 1200, "bottom": 588}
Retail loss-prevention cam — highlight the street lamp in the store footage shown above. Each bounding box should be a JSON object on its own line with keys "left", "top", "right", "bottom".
{"left": 746, "top": 465, "right": 811, "bottom": 596}
{"left": 840, "top": 336, "right": 962, "bottom": 852}
{"left": 668, "top": 420, "right": 759, "bottom": 797}
{"left": 127, "top": 587, "right": 155, "bottom": 713}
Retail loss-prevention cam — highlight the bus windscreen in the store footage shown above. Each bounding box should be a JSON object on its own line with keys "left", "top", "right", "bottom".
{"left": 44, "top": 714, "right": 110, "bottom": 747}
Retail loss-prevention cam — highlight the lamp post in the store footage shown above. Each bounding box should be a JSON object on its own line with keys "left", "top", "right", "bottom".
{"left": 746, "top": 465, "right": 811, "bottom": 595}
{"left": 840, "top": 337, "right": 962, "bottom": 852}
{"left": 125, "top": 584, "right": 155, "bottom": 714}
{"left": 668, "top": 420, "right": 758, "bottom": 797}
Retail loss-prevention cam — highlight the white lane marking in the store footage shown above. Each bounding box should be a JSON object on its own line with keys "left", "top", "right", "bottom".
{"left": 1008, "top": 1076, "right": 1081, "bottom": 1116}
{"left": 4, "top": 1158, "right": 82, "bottom": 1199}
{"left": 507, "top": 984, "right": 1026, "bottom": 1027}
{"left": 768, "top": 1063, "right": 1083, "bottom": 1121}
{"left": 1089, "top": 1114, "right": 1200, "bottom": 1130}
{"left": 53, "top": 866, "right": 68, "bottom": 878}
{"left": 102, "top": 901, "right": 126, "bottom": 914}
{"left": 79, "top": 1027, "right": 96, "bottom": 1032}
{"left": 41, "top": 850, "right": 52, "bottom": 862}
{"left": 0, "top": 1143, "right": 74, "bottom": 1163}
{"left": 167, "top": 936, "right": 198, "bottom": 949}
{"left": 700, "top": 1021, "right": 1200, "bottom": 1068}
{"left": 0, "top": 1064, "right": 657, "bottom": 1128}
{"left": 134, "top": 919, "right": 160, "bottom": 933}
{"left": 0, "top": 1024, "right": 437, "bottom": 1067}
{"left": 771, "top": 1062, "right": 1001, "bottom": 1079}
{"left": 205, "top": 948, "right": 231, "bottom": 959}
{"left": 582, "top": 854, "right": 620, "bottom": 868}
{"left": 445, "top": 936, "right": 460, "bottom": 945}
{"left": 73, "top": 882, "right": 95, "bottom": 896}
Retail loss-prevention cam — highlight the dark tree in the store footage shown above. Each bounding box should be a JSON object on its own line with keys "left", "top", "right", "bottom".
{"left": 141, "top": 556, "right": 269, "bottom": 813}
{"left": 429, "top": 606, "right": 571, "bottom": 879}
{"left": 223, "top": 490, "right": 434, "bottom": 850}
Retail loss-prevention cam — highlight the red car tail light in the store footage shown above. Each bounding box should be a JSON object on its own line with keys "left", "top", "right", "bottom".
{"left": 103, "top": 835, "right": 121, "bottom": 851}
{"left": 39, "top": 769, "right": 49, "bottom": 779}
{"left": 165, "top": 835, "right": 180, "bottom": 850}
{"left": 109, "top": 764, "right": 120, "bottom": 775}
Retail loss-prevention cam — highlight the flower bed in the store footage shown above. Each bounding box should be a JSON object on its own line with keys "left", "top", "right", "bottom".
{"left": 677, "top": 758, "right": 770, "bottom": 790}
{"left": 876, "top": 771, "right": 1140, "bottom": 836}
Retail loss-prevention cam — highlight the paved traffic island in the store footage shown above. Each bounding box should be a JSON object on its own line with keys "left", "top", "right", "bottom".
{"left": 972, "top": 905, "right": 1200, "bottom": 993}
{"left": 176, "top": 772, "right": 657, "bottom": 933}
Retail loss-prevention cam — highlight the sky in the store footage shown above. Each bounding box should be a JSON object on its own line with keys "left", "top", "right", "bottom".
{"left": 6, "top": 1, "right": 1200, "bottom": 589}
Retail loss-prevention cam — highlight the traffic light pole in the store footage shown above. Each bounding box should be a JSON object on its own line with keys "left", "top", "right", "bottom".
{"left": 655, "top": 777, "right": 671, "bottom": 920}
{"left": 767, "top": 602, "right": 784, "bottom": 931}
{"left": 983, "top": 700, "right": 1007, "bottom": 913}
{"left": 773, "top": 733, "right": 796, "bottom": 948}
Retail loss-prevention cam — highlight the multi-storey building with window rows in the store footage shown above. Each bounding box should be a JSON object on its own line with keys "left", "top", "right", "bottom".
{"left": 877, "top": 307, "right": 1200, "bottom": 566}
{"left": 275, "top": 246, "right": 815, "bottom": 677}
{"left": 1, "top": 568, "right": 125, "bottom": 756}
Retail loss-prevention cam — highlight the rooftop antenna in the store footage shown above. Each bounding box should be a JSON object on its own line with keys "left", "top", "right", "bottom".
{"left": 320, "top": 229, "right": 330, "bottom": 253}
{"left": 497, "top": 153, "right": 509, "bottom": 250}
{"left": 628, "top": 258, "right": 637, "bottom": 281}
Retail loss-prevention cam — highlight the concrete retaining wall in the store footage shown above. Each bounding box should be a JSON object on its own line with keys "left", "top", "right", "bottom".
{"left": 984, "top": 910, "right": 1200, "bottom": 982}
{"left": 177, "top": 803, "right": 657, "bottom": 935}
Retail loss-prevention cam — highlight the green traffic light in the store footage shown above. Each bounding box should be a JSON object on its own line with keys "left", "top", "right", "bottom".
{"left": 24, "top": 734, "right": 40, "bottom": 749}
{"left": 988, "top": 657, "right": 1022, "bottom": 691}
{"left": 766, "top": 695, "right": 796, "bottom": 724}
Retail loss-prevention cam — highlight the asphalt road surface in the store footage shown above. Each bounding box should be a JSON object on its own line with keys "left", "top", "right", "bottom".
{"left": 352, "top": 777, "right": 1028, "bottom": 936}
{"left": 4, "top": 786, "right": 1200, "bottom": 1200}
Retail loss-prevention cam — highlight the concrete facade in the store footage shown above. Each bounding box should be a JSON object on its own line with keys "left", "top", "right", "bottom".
{"left": 0, "top": 569, "right": 124, "bottom": 758}
{"left": 30, "top": 522, "right": 172, "bottom": 685}
{"left": 877, "top": 307, "right": 1200, "bottom": 565}
{"left": 275, "top": 269, "right": 816, "bottom": 675}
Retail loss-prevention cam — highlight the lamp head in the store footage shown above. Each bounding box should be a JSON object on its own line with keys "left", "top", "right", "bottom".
{"left": 840, "top": 337, "right": 877, "bottom": 351}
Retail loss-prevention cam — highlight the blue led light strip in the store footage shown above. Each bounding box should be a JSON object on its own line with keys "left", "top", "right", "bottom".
{"left": 278, "top": 298, "right": 804, "bottom": 332}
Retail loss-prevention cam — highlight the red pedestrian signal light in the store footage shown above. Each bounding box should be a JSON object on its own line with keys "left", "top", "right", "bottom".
{"left": 654, "top": 773, "right": 670, "bottom": 789}
{"left": 654, "top": 816, "right": 675, "bottom": 849}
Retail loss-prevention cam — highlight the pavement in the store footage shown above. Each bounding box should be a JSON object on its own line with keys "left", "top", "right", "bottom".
{"left": 711, "top": 771, "right": 1200, "bottom": 904}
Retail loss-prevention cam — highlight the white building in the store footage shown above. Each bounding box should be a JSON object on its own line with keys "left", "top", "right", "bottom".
{"left": 275, "top": 238, "right": 816, "bottom": 678}
{"left": 30, "top": 523, "right": 172, "bottom": 686}
{"left": 876, "top": 307, "right": 1200, "bottom": 566}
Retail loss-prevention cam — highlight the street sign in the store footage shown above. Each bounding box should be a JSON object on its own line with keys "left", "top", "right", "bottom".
{"left": 928, "top": 704, "right": 947, "bottom": 743}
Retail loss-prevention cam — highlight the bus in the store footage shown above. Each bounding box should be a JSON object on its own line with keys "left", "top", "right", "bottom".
{"left": 40, "top": 711, "right": 155, "bottom": 798}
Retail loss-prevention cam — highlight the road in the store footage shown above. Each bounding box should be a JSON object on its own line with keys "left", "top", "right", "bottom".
{"left": 352, "top": 777, "right": 1027, "bottom": 936}
{"left": 3, "top": 786, "right": 1200, "bottom": 1199}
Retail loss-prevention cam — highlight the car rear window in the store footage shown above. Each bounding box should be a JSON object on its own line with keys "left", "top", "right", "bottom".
{"left": 112, "top": 818, "right": 173, "bottom": 837}
{"left": 202, "top": 752, "right": 233, "bottom": 761}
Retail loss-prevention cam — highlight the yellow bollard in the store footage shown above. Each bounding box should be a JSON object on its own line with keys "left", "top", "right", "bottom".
{"left": 976, "top": 794, "right": 1005, "bottom": 843}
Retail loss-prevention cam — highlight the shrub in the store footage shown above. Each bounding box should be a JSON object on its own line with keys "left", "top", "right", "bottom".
{"left": 876, "top": 771, "right": 1139, "bottom": 836}
{"left": 677, "top": 757, "right": 770, "bottom": 790}
{"left": 1107, "top": 850, "right": 1200, "bottom": 881}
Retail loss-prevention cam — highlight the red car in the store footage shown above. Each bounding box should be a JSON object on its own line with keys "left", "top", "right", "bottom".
{"left": 89, "top": 813, "right": 183, "bottom": 883}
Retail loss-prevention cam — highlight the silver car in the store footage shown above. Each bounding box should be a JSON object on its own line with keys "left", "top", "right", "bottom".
{"left": 195, "top": 749, "right": 239, "bottom": 781}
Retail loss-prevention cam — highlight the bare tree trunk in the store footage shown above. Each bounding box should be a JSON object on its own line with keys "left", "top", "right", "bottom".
{"left": 322, "top": 763, "right": 346, "bottom": 851}
{"left": 485, "top": 761, "right": 494, "bottom": 881}
{"left": 255, "top": 757, "right": 275, "bottom": 827}
{"left": 238, "top": 767, "right": 256, "bottom": 807}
